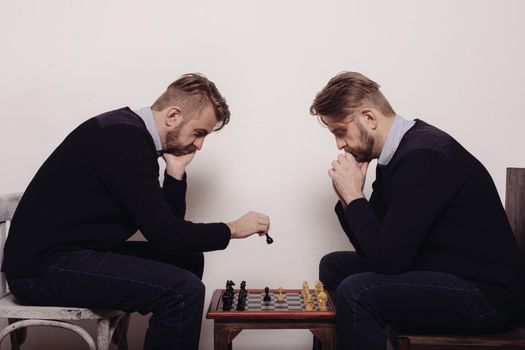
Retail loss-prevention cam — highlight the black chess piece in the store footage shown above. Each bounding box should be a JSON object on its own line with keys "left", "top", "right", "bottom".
{"left": 265, "top": 233, "right": 274, "bottom": 244}
{"left": 225, "top": 280, "right": 235, "bottom": 297}
{"left": 226, "top": 280, "right": 235, "bottom": 291}
{"left": 236, "top": 298, "right": 245, "bottom": 311}
{"left": 222, "top": 293, "right": 232, "bottom": 311}
{"left": 263, "top": 287, "right": 271, "bottom": 302}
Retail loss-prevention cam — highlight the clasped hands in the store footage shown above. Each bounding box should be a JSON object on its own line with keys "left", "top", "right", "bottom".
{"left": 328, "top": 152, "right": 368, "bottom": 207}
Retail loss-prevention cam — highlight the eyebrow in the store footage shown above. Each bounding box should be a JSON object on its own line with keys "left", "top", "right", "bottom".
{"left": 196, "top": 128, "right": 211, "bottom": 135}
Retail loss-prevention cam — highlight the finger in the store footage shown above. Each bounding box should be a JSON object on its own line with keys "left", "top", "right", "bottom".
{"left": 337, "top": 153, "right": 349, "bottom": 165}
{"left": 328, "top": 168, "right": 336, "bottom": 179}
{"left": 345, "top": 152, "right": 358, "bottom": 164}
{"left": 258, "top": 222, "right": 269, "bottom": 233}
{"left": 256, "top": 216, "right": 269, "bottom": 226}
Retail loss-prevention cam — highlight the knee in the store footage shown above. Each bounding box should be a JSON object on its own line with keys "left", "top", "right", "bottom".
{"left": 319, "top": 252, "right": 340, "bottom": 279}
{"left": 335, "top": 272, "right": 374, "bottom": 306}
{"left": 183, "top": 273, "right": 205, "bottom": 302}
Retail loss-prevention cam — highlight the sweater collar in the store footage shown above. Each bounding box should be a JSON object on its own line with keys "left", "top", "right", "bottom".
{"left": 134, "top": 107, "right": 163, "bottom": 156}
{"left": 378, "top": 115, "right": 415, "bottom": 165}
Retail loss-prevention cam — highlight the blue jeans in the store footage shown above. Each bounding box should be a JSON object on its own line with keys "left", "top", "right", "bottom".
{"left": 7, "top": 241, "right": 205, "bottom": 350}
{"left": 319, "top": 251, "right": 512, "bottom": 350}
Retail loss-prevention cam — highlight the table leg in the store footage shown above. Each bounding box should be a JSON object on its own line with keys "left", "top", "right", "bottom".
{"left": 214, "top": 323, "right": 242, "bottom": 350}
{"left": 310, "top": 326, "right": 336, "bottom": 350}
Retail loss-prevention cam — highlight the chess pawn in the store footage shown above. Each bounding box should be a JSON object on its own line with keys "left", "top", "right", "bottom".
{"left": 302, "top": 290, "right": 309, "bottom": 301}
{"left": 318, "top": 291, "right": 328, "bottom": 311}
{"left": 263, "top": 287, "right": 271, "bottom": 302}
{"left": 276, "top": 287, "right": 285, "bottom": 303}
{"left": 305, "top": 300, "right": 313, "bottom": 311}
{"left": 306, "top": 291, "right": 312, "bottom": 301}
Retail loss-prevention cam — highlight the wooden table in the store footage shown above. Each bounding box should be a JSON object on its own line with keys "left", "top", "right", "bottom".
{"left": 206, "top": 288, "right": 336, "bottom": 350}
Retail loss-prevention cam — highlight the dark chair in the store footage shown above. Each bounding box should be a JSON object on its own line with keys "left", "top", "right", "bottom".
{"left": 395, "top": 167, "right": 525, "bottom": 349}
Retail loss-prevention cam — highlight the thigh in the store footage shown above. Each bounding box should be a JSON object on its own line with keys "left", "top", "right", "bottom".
{"left": 113, "top": 241, "right": 204, "bottom": 279}
{"left": 337, "top": 271, "right": 510, "bottom": 334}
{"left": 10, "top": 249, "right": 204, "bottom": 314}
{"left": 319, "top": 251, "right": 369, "bottom": 292}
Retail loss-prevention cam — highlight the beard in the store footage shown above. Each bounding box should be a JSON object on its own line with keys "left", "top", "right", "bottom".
{"left": 164, "top": 121, "right": 197, "bottom": 156}
{"left": 345, "top": 121, "right": 375, "bottom": 163}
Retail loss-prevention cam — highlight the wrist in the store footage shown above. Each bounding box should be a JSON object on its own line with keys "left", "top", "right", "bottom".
{"left": 226, "top": 222, "right": 238, "bottom": 238}
{"left": 166, "top": 165, "right": 186, "bottom": 180}
{"left": 343, "top": 193, "right": 364, "bottom": 205}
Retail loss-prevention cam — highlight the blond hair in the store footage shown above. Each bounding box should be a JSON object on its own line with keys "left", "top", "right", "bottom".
{"left": 152, "top": 73, "right": 230, "bottom": 130}
{"left": 310, "top": 71, "right": 395, "bottom": 121}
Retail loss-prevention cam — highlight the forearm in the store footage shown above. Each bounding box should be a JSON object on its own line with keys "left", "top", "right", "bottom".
{"left": 162, "top": 172, "right": 187, "bottom": 218}
{"left": 335, "top": 201, "right": 364, "bottom": 255}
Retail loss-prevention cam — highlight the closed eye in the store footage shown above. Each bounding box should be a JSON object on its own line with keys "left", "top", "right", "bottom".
{"left": 332, "top": 129, "right": 346, "bottom": 137}
{"left": 194, "top": 130, "right": 209, "bottom": 137}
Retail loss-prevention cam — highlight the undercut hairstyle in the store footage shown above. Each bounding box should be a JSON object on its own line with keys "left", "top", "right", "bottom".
{"left": 309, "top": 71, "right": 395, "bottom": 123}
{"left": 152, "top": 73, "right": 230, "bottom": 130}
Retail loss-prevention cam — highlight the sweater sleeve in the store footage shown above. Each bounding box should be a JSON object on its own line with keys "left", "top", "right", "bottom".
{"left": 83, "top": 125, "right": 231, "bottom": 253}
{"left": 342, "top": 149, "right": 465, "bottom": 273}
{"left": 335, "top": 201, "right": 364, "bottom": 255}
{"left": 162, "top": 172, "right": 187, "bottom": 219}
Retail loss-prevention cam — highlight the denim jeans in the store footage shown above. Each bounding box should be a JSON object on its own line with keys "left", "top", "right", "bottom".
{"left": 319, "top": 251, "right": 512, "bottom": 350}
{"left": 7, "top": 241, "right": 205, "bottom": 350}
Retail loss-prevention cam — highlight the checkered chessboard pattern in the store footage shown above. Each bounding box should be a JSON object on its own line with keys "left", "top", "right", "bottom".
{"left": 221, "top": 291, "right": 321, "bottom": 311}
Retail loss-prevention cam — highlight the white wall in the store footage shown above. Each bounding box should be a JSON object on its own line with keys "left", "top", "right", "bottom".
{"left": 1, "top": 0, "right": 524, "bottom": 349}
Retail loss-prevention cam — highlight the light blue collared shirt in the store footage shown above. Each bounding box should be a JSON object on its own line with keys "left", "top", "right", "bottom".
{"left": 134, "top": 107, "right": 163, "bottom": 155}
{"left": 377, "top": 115, "right": 416, "bottom": 166}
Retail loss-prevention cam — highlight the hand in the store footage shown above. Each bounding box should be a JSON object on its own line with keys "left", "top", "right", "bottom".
{"left": 163, "top": 152, "right": 196, "bottom": 180}
{"left": 328, "top": 153, "right": 368, "bottom": 205}
{"left": 227, "top": 211, "right": 270, "bottom": 239}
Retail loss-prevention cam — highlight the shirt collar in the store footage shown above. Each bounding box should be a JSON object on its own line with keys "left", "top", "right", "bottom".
{"left": 134, "top": 107, "right": 163, "bottom": 156}
{"left": 378, "top": 115, "right": 416, "bottom": 165}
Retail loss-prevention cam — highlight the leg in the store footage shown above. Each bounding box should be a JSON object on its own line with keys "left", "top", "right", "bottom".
{"left": 112, "top": 312, "right": 130, "bottom": 349}
{"left": 335, "top": 271, "right": 512, "bottom": 350}
{"left": 311, "top": 325, "right": 336, "bottom": 350}
{"left": 7, "top": 318, "right": 26, "bottom": 350}
{"left": 97, "top": 318, "right": 111, "bottom": 350}
{"left": 213, "top": 323, "right": 241, "bottom": 350}
{"left": 319, "top": 251, "right": 369, "bottom": 292}
{"left": 113, "top": 241, "right": 204, "bottom": 279}
{"left": 8, "top": 250, "right": 205, "bottom": 350}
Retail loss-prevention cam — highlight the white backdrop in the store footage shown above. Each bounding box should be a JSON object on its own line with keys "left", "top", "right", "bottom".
{"left": 1, "top": 1, "right": 524, "bottom": 349}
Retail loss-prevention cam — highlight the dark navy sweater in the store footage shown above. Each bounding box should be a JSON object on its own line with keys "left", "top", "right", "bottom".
{"left": 2, "top": 107, "right": 231, "bottom": 278}
{"left": 336, "top": 120, "right": 524, "bottom": 313}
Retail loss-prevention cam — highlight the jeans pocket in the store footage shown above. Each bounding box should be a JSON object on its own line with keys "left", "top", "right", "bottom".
{"left": 7, "top": 276, "right": 54, "bottom": 306}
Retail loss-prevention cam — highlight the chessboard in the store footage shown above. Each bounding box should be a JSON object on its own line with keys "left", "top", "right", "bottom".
{"left": 206, "top": 289, "right": 336, "bottom": 320}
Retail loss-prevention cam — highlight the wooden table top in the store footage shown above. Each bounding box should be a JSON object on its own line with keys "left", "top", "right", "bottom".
{"left": 206, "top": 288, "right": 336, "bottom": 320}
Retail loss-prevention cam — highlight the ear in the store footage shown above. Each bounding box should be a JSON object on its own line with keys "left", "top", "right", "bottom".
{"left": 359, "top": 108, "right": 379, "bottom": 130}
{"left": 165, "top": 106, "right": 183, "bottom": 127}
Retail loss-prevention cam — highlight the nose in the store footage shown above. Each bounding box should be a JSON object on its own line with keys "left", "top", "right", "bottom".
{"left": 193, "top": 137, "right": 205, "bottom": 150}
{"left": 335, "top": 137, "right": 347, "bottom": 150}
